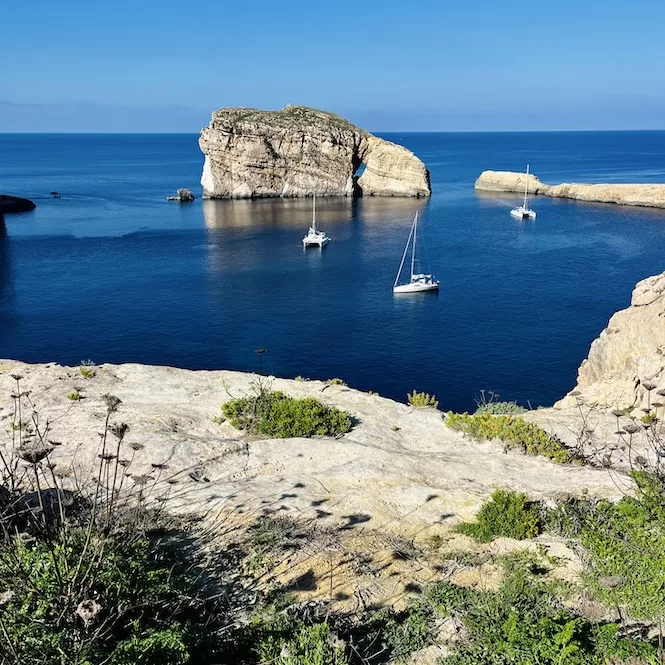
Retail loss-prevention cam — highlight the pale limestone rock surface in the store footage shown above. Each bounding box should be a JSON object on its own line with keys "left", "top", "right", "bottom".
{"left": 0, "top": 361, "right": 621, "bottom": 535}
{"left": 199, "top": 105, "right": 431, "bottom": 199}
{"left": 555, "top": 270, "right": 665, "bottom": 412}
{"left": 475, "top": 170, "right": 665, "bottom": 208}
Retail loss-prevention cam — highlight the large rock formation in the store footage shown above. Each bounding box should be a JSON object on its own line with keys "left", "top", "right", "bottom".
{"left": 0, "top": 195, "right": 36, "bottom": 214}
{"left": 199, "top": 105, "right": 431, "bottom": 198}
{"left": 556, "top": 270, "right": 665, "bottom": 411}
{"left": 475, "top": 170, "right": 665, "bottom": 208}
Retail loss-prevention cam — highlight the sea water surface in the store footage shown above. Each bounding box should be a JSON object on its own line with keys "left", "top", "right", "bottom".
{"left": 1, "top": 131, "right": 665, "bottom": 411}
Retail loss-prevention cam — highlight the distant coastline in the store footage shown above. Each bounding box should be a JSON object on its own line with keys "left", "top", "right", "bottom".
{"left": 475, "top": 169, "right": 665, "bottom": 209}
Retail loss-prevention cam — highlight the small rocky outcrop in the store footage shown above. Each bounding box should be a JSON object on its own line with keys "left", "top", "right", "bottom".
{"left": 167, "top": 188, "right": 195, "bottom": 202}
{"left": 0, "top": 195, "right": 36, "bottom": 214}
{"left": 199, "top": 105, "right": 431, "bottom": 199}
{"left": 475, "top": 170, "right": 665, "bottom": 208}
{"left": 556, "top": 270, "right": 665, "bottom": 411}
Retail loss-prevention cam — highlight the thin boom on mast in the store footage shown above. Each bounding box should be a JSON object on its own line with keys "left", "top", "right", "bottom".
{"left": 524, "top": 164, "right": 529, "bottom": 208}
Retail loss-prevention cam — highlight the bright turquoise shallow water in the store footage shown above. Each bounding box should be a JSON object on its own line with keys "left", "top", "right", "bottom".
{"left": 1, "top": 131, "right": 665, "bottom": 411}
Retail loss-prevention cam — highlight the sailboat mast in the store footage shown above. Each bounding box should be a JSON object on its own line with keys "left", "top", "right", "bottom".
{"left": 312, "top": 194, "right": 316, "bottom": 231}
{"left": 410, "top": 212, "right": 418, "bottom": 279}
{"left": 524, "top": 164, "right": 529, "bottom": 208}
{"left": 394, "top": 215, "right": 416, "bottom": 288}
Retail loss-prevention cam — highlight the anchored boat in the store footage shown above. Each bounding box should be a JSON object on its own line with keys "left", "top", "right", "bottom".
{"left": 393, "top": 211, "right": 439, "bottom": 294}
{"left": 510, "top": 164, "right": 537, "bottom": 220}
{"left": 302, "top": 195, "right": 330, "bottom": 247}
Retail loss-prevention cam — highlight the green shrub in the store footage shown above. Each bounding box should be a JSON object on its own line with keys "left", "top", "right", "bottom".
{"left": 326, "top": 378, "right": 346, "bottom": 386}
{"left": 221, "top": 390, "right": 352, "bottom": 438}
{"left": 441, "top": 563, "right": 658, "bottom": 665}
{"left": 445, "top": 412, "right": 573, "bottom": 463}
{"left": 67, "top": 390, "right": 81, "bottom": 401}
{"left": 457, "top": 489, "right": 541, "bottom": 542}
{"left": 407, "top": 391, "right": 438, "bottom": 408}
{"left": 383, "top": 603, "right": 435, "bottom": 662}
{"left": 474, "top": 390, "right": 526, "bottom": 415}
{"left": 256, "top": 622, "right": 347, "bottom": 665}
{"left": 79, "top": 360, "right": 96, "bottom": 379}
{"left": 474, "top": 400, "right": 526, "bottom": 415}
{"left": 0, "top": 528, "right": 225, "bottom": 664}
{"left": 551, "top": 478, "right": 665, "bottom": 626}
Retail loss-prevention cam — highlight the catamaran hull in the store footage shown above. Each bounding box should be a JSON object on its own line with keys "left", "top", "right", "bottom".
{"left": 393, "top": 282, "right": 439, "bottom": 294}
{"left": 510, "top": 207, "right": 536, "bottom": 220}
{"left": 303, "top": 237, "right": 329, "bottom": 247}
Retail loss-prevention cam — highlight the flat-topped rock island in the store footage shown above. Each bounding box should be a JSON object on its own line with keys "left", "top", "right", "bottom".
{"left": 475, "top": 169, "right": 665, "bottom": 208}
{"left": 199, "top": 105, "right": 431, "bottom": 198}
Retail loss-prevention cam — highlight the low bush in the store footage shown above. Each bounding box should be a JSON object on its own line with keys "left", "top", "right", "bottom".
{"left": 221, "top": 390, "right": 353, "bottom": 438}
{"left": 474, "top": 390, "right": 526, "bottom": 415}
{"left": 457, "top": 489, "right": 541, "bottom": 542}
{"left": 441, "top": 562, "right": 658, "bottom": 665}
{"left": 79, "top": 360, "right": 96, "bottom": 379}
{"left": 547, "top": 475, "right": 665, "bottom": 629}
{"left": 255, "top": 621, "right": 348, "bottom": 665}
{"left": 474, "top": 400, "right": 526, "bottom": 415}
{"left": 445, "top": 412, "right": 574, "bottom": 463}
{"left": 407, "top": 391, "right": 438, "bottom": 408}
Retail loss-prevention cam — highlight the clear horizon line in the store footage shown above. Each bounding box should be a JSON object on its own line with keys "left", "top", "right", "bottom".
{"left": 1, "top": 128, "right": 665, "bottom": 135}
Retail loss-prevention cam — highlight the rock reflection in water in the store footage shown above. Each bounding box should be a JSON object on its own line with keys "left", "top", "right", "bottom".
{"left": 0, "top": 217, "right": 12, "bottom": 309}
{"left": 202, "top": 196, "right": 428, "bottom": 231}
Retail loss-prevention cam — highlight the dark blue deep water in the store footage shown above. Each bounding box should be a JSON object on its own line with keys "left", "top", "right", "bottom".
{"left": 1, "top": 132, "right": 665, "bottom": 411}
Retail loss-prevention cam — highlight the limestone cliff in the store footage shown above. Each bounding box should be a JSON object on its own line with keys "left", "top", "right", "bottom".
{"left": 475, "top": 170, "right": 665, "bottom": 208}
{"left": 199, "top": 105, "right": 431, "bottom": 198}
{"left": 556, "top": 271, "right": 665, "bottom": 411}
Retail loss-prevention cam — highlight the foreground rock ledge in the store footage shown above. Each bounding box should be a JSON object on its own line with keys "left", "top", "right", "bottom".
{"left": 199, "top": 105, "right": 431, "bottom": 198}
{"left": 475, "top": 170, "right": 665, "bottom": 208}
{"left": 0, "top": 361, "right": 619, "bottom": 534}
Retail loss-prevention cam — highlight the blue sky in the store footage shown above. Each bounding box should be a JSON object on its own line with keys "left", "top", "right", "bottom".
{"left": 3, "top": 0, "right": 664, "bottom": 132}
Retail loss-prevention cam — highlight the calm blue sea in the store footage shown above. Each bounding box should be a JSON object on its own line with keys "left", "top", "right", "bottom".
{"left": 1, "top": 131, "right": 665, "bottom": 411}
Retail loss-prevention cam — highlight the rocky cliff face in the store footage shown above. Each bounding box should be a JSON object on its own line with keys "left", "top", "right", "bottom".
{"left": 475, "top": 170, "right": 665, "bottom": 208}
{"left": 199, "top": 105, "right": 430, "bottom": 198}
{"left": 556, "top": 271, "right": 665, "bottom": 411}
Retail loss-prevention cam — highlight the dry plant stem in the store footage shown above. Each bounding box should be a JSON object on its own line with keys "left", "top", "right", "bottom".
{"left": 71, "top": 408, "right": 113, "bottom": 589}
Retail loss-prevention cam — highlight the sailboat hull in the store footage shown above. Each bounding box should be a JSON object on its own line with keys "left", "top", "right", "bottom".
{"left": 393, "top": 280, "right": 440, "bottom": 294}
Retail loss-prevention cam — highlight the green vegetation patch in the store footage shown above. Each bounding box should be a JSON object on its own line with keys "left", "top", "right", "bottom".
{"left": 457, "top": 489, "right": 541, "bottom": 542}
{"left": 474, "top": 400, "right": 526, "bottom": 415}
{"left": 547, "top": 473, "right": 665, "bottom": 626}
{"left": 440, "top": 562, "right": 658, "bottom": 665}
{"left": 445, "top": 412, "right": 574, "bottom": 463}
{"left": 407, "top": 390, "right": 438, "bottom": 408}
{"left": 221, "top": 390, "right": 353, "bottom": 438}
{"left": 0, "top": 530, "right": 226, "bottom": 665}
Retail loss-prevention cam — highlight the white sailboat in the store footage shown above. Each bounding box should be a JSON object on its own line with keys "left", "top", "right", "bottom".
{"left": 302, "top": 194, "right": 330, "bottom": 247}
{"left": 393, "top": 212, "right": 439, "bottom": 294}
{"left": 510, "top": 164, "right": 537, "bottom": 220}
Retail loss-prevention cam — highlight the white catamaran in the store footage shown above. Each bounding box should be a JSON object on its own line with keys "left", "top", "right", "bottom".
{"left": 393, "top": 211, "right": 439, "bottom": 294}
{"left": 302, "top": 194, "right": 330, "bottom": 247}
{"left": 510, "top": 164, "right": 537, "bottom": 220}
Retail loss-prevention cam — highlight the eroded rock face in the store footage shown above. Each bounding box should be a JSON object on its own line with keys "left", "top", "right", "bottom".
{"left": 556, "top": 271, "right": 665, "bottom": 411}
{"left": 475, "top": 170, "right": 665, "bottom": 208}
{"left": 199, "top": 105, "right": 430, "bottom": 198}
